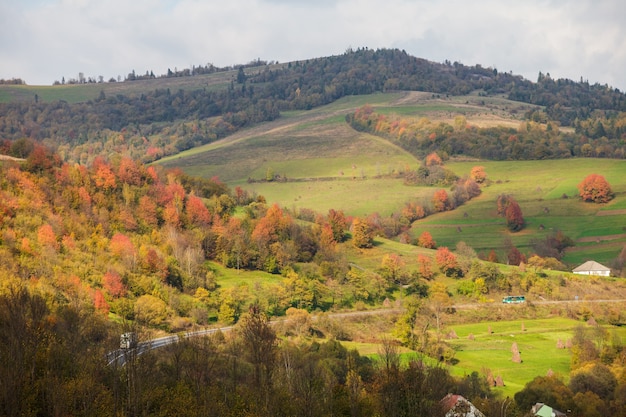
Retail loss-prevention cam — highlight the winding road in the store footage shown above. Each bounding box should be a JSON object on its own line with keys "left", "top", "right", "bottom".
{"left": 106, "top": 297, "right": 626, "bottom": 366}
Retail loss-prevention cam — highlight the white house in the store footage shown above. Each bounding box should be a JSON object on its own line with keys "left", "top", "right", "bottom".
{"left": 572, "top": 260, "right": 611, "bottom": 277}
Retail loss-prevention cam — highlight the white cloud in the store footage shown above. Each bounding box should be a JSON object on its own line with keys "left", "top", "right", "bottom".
{"left": 0, "top": 0, "right": 624, "bottom": 90}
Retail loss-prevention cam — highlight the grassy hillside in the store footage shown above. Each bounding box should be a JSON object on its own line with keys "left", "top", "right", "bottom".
{"left": 158, "top": 92, "right": 626, "bottom": 269}
{"left": 420, "top": 159, "right": 626, "bottom": 267}
{"left": 0, "top": 68, "right": 242, "bottom": 103}
{"left": 157, "top": 91, "right": 533, "bottom": 218}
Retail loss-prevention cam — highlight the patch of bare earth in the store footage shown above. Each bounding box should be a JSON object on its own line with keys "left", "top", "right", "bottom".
{"left": 389, "top": 91, "right": 437, "bottom": 105}
{"left": 576, "top": 233, "right": 626, "bottom": 243}
{"left": 597, "top": 209, "right": 626, "bottom": 216}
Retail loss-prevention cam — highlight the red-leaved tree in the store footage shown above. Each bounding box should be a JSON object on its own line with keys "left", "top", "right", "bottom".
{"left": 505, "top": 199, "right": 525, "bottom": 232}
{"left": 578, "top": 174, "right": 613, "bottom": 203}
{"left": 103, "top": 271, "right": 126, "bottom": 298}
{"left": 93, "top": 289, "right": 109, "bottom": 315}
{"left": 497, "top": 195, "right": 524, "bottom": 232}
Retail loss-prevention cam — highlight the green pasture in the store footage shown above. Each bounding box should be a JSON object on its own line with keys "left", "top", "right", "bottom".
{"left": 413, "top": 159, "right": 626, "bottom": 267}
{"left": 209, "top": 262, "right": 283, "bottom": 289}
{"left": 0, "top": 84, "right": 103, "bottom": 103}
{"left": 311, "top": 91, "right": 406, "bottom": 110}
{"left": 601, "top": 198, "right": 626, "bottom": 210}
{"left": 341, "top": 316, "right": 626, "bottom": 397}
{"left": 0, "top": 69, "right": 239, "bottom": 103}
{"left": 445, "top": 317, "right": 579, "bottom": 397}
{"left": 370, "top": 93, "right": 534, "bottom": 128}
{"left": 564, "top": 242, "right": 626, "bottom": 266}
{"left": 245, "top": 178, "right": 433, "bottom": 218}
{"left": 159, "top": 94, "right": 424, "bottom": 217}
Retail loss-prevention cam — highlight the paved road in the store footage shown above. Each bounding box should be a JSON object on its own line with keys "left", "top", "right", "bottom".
{"left": 454, "top": 297, "right": 626, "bottom": 309}
{"left": 107, "top": 298, "right": 626, "bottom": 366}
{"left": 107, "top": 326, "right": 232, "bottom": 366}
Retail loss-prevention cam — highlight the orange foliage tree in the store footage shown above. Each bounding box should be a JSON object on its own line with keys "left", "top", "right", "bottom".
{"left": 37, "top": 223, "right": 59, "bottom": 251}
{"left": 252, "top": 204, "right": 292, "bottom": 245}
{"left": 93, "top": 289, "right": 110, "bottom": 315}
{"left": 137, "top": 195, "right": 159, "bottom": 228}
{"left": 93, "top": 161, "right": 117, "bottom": 191}
{"left": 318, "top": 223, "right": 337, "bottom": 257}
{"left": 432, "top": 189, "right": 451, "bottom": 212}
{"left": 402, "top": 202, "right": 425, "bottom": 222}
{"left": 327, "top": 209, "right": 347, "bottom": 242}
{"left": 425, "top": 152, "right": 443, "bottom": 166}
{"left": 109, "top": 233, "right": 136, "bottom": 258}
{"left": 417, "top": 254, "right": 434, "bottom": 280}
{"left": 417, "top": 231, "right": 436, "bottom": 249}
{"left": 185, "top": 194, "right": 212, "bottom": 227}
{"left": 578, "top": 174, "right": 613, "bottom": 203}
{"left": 470, "top": 166, "right": 487, "bottom": 183}
{"left": 435, "top": 247, "right": 459, "bottom": 277}
{"left": 109, "top": 232, "right": 137, "bottom": 269}
{"left": 163, "top": 201, "right": 182, "bottom": 228}
{"left": 117, "top": 157, "right": 143, "bottom": 186}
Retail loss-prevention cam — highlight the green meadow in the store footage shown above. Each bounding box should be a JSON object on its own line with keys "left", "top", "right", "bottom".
{"left": 446, "top": 317, "right": 626, "bottom": 397}
{"left": 445, "top": 317, "right": 578, "bottom": 397}
{"left": 419, "top": 159, "right": 626, "bottom": 266}
{"left": 208, "top": 262, "right": 283, "bottom": 289}
{"left": 343, "top": 316, "right": 626, "bottom": 399}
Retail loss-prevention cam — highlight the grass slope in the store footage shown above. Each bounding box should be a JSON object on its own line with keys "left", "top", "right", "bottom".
{"left": 0, "top": 68, "right": 242, "bottom": 103}
{"left": 160, "top": 91, "right": 626, "bottom": 268}
{"left": 417, "top": 159, "right": 626, "bottom": 267}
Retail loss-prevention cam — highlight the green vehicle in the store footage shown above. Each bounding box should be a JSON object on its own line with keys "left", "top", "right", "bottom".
{"left": 502, "top": 295, "right": 525, "bottom": 304}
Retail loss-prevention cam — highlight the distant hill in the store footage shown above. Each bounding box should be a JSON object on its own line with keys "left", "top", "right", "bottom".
{"left": 0, "top": 47, "right": 625, "bottom": 165}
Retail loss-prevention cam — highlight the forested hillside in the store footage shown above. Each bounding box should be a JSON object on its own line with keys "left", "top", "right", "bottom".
{"left": 1, "top": 48, "right": 625, "bottom": 165}
{"left": 347, "top": 104, "right": 626, "bottom": 160}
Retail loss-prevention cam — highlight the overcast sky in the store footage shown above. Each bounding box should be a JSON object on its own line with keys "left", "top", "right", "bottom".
{"left": 1, "top": 0, "right": 625, "bottom": 90}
